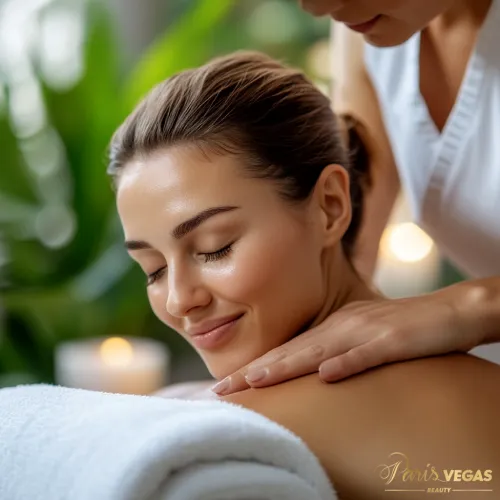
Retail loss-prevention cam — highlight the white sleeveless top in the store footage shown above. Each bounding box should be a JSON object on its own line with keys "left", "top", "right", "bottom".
{"left": 364, "top": 0, "right": 500, "bottom": 278}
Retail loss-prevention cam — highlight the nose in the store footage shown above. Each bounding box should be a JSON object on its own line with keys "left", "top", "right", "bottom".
{"left": 165, "top": 266, "right": 211, "bottom": 318}
{"left": 300, "top": 0, "right": 345, "bottom": 17}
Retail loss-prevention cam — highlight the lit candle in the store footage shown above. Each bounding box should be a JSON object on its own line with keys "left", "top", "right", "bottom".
{"left": 375, "top": 222, "right": 440, "bottom": 298}
{"left": 370, "top": 192, "right": 440, "bottom": 298}
{"left": 55, "top": 336, "right": 170, "bottom": 395}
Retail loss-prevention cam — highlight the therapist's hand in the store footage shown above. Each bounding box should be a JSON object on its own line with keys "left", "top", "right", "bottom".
{"left": 211, "top": 282, "right": 493, "bottom": 396}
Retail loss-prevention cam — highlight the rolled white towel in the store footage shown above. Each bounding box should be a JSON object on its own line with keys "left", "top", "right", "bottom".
{"left": 0, "top": 384, "right": 337, "bottom": 500}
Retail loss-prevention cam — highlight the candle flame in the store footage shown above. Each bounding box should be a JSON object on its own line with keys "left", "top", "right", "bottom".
{"left": 381, "top": 223, "right": 434, "bottom": 263}
{"left": 99, "top": 337, "right": 133, "bottom": 367}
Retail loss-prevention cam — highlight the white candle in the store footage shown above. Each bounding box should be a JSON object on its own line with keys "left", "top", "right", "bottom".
{"left": 55, "top": 336, "right": 170, "bottom": 395}
{"left": 375, "top": 222, "right": 440, "bottom": 298}
{"left": 372, "top": 193, "right": 441, "bottom": 298}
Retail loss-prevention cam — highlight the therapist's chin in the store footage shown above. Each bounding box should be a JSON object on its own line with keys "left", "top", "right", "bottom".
{"left": 362, "top": 23, "right": 417, "bottom": 48}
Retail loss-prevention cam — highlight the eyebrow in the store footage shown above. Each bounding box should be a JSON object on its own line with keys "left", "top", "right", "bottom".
{"left": 124, "top": 205, "right": 240, "bottom": 251}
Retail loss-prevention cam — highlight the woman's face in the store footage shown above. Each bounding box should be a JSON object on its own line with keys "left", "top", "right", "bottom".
{"left": 301, "top": 0, "right": 453, "bottom": 47}
{"left": 116, "top": 146, "right": 334, "bottom": 379}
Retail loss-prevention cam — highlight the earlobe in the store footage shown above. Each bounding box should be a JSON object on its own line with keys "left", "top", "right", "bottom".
{"left": 315, "top": 164, "right": 352, "bottom": 246}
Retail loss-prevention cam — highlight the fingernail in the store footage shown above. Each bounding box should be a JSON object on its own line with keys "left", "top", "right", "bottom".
{"left": 245, "top": 367, "right": 268, "bottom": 383}
{"left": 211, "top": 377, "right": 230, "bottom": 395}
{"left": 319, "top": 361, "right": 339, "bottom": 382}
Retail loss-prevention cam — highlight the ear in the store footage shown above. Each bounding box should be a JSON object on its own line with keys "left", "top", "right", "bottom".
{"left": 312, "top": 164, "right": 352, "bottom": 247}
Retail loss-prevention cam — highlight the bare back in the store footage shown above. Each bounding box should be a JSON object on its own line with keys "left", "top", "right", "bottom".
{"left": 223, "top": 353, "right": 500, "bottom": 499}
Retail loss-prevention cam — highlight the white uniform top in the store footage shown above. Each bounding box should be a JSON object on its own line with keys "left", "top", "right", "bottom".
{"left": 364, "top": 0, "right": 500, "bottom": 279}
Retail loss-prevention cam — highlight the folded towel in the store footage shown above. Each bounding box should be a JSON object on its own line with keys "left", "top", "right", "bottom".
{"left": 0, "top": 384, "right": 337, "bottom": 500}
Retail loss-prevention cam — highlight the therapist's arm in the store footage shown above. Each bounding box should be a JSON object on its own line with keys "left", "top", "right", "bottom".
{"left": 453, "top": 276, "right": 500, "bottom": 345}
{"left": 331, "top": 22, "right": 400, "bottom": 279}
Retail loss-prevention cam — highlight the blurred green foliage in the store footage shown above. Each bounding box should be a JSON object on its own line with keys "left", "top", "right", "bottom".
{"left": 0, "top": 0, "right": 330, "bottom": 386}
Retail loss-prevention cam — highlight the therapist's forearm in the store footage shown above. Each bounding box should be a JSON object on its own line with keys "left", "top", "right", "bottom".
{"left": 451, "top": 277, "right": 500, "bottom": 345}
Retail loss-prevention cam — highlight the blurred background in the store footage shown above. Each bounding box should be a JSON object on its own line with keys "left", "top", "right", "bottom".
{"left": 0, "top": 0, "right": 465, "bottom": 391}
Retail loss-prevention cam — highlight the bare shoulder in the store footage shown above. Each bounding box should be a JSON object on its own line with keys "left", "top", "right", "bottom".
{"left": 221, "top": 354, "right": 500, "bottom": 499}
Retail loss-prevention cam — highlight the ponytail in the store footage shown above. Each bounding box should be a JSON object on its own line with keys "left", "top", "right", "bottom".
{"left": 339, "top": 114, "right": 372, "bottom": 257}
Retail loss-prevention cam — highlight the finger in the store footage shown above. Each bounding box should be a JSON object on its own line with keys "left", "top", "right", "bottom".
{"left": 211, "top": 344, "right": 293, "bottom": 396}
{"left": 242, "top": 324, "right": 331, "bottom": 371}
{"left": 213, "top": 342, "right": 331, "bottom": 395}
{"left": 244, "top": 343, "right": 329, "bottom": 388}
{"left": 211, "top": 344, "right": 299, "bottom": 396}
{"left": 211, "top": 370, "right": 249, "bottom": 396}
{"left": 244, "top": 345, "right": 289, "bottom": 370}
{"left": 318, "top": 338, "right": 397, "bottom": 382}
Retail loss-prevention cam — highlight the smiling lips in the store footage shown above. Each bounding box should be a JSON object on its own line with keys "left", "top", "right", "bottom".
{"left": 186, "top": 314, "right": 244, "bottom": 350}
{"left": 187, "top": 314, "right": 243, "bottom": 336}
{"left": 345, "top": 15, "right": 381, "bottom": 34}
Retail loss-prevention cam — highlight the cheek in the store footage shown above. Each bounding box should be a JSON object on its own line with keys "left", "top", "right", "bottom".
{"left": 147, "top": 286, "right": 181, "bottom": 332}
{"left": 225, "top": 228, "right": 324, "bottom": 330}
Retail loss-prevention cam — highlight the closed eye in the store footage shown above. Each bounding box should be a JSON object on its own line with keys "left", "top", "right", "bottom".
{"left": 202, "top": 243, "right": 233, "bottom": 263}
{"left": 145, "top": 243, "right": 233, "bottom": 286}
{"left": 146, "top": 267, "right": 166, "bottom": 286}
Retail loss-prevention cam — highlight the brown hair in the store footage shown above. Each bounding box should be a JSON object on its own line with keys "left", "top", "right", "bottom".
{"left": 108, "top": 51, "right": 370, "bottom": 258}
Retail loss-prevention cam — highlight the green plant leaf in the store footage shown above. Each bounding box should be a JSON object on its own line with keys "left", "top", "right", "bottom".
{"left": 40, "top": 0, "right": 120, "bottom": 277}
{"left": 0, "top": 115, "right": 38, "bottom": 203}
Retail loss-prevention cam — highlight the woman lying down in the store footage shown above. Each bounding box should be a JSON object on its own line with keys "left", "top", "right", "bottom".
{"left": 109, "top": 51, "right": 500, "bottom": 499}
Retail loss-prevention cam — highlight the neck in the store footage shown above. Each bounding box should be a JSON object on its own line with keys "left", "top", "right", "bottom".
{"left": 305, "top": 247, "right": 381, "bottom": 332}
{"left": 435, "top": 0, "right": 492, "bottom": 30}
